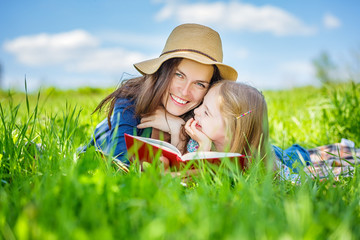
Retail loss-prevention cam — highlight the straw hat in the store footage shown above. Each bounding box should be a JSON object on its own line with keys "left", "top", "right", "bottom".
{"left": 134, "top": 23, "right": 238, "bottom": 81}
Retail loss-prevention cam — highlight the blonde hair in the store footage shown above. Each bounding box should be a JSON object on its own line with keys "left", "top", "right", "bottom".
{"left": 216, "top": 81, "right": 269, "bottom": 163}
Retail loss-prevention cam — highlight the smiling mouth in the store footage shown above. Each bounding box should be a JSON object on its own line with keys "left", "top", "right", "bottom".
{"left": 195, "top": 122, "right": 202, "bottom": 129}
{"left": 170, "top": 94, "right": 189, "bottom": 105}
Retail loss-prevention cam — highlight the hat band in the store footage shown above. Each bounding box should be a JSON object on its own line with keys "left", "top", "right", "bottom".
{"left": 160, "top": 49, "right": 217, "bottom": 62}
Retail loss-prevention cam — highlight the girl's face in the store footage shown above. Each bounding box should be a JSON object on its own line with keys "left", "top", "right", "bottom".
{"left": 162, "top": 59, "right": 214, "bottom": 116}
{"left": 193, "top": 85, "right": 228, "bottom": 150}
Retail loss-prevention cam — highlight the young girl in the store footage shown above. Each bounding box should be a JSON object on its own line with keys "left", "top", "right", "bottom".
{"left": 152, "top": 80, "right": 270, "bottom": 169}
{"left": 157, "top": 80, "right": 311, "bottom": 171}
{"left": 81, "top": 23, "right": 238, "bottom": 165}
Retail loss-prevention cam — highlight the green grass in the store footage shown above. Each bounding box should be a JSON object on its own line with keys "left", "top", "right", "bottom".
{"left": 0, "top": 82, "right": 359, "bottom": 239}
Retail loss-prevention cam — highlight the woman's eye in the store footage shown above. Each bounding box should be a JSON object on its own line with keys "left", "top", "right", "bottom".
{"left": 205, "top": 111, "right": 209, "bottom": 116}
{"left": 196, "top": 82, "right": 206, "bottom": 88}
{"left": 175, "top": 72, "right": 183, "bottom": 78}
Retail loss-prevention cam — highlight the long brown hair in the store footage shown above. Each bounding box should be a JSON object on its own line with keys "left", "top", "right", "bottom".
{"left": 94, "top": 58, "right": 222, "bottom": 129}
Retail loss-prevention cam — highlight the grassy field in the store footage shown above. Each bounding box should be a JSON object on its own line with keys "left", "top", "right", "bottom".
{"left": 0, "top": 81, "right": 359, "bottom": 239}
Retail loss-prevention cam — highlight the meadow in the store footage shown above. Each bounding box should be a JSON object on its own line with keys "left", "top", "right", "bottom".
{"left": 0, "top": 81, "right": 359, "bottom": 239}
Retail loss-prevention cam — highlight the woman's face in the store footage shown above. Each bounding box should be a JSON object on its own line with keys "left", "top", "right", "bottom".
{"left": 162, "top": 59, "right": 214, "bottom": 116}
{"left": 193, "top": 85, "right": 228, "bottom": 150}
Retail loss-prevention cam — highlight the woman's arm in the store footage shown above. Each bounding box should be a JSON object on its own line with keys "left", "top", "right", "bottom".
{"left": 91, "top": 99, "right": 141, "bottom": 164}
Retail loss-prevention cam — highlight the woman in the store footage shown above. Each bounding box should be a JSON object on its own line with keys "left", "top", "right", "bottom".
{"left": 81, "top": 23, "right": 238, "bottom": 165}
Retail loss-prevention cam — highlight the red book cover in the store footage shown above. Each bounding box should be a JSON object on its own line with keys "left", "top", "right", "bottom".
{"left": 124, "top": 133, "right": 245, "bottom": 168}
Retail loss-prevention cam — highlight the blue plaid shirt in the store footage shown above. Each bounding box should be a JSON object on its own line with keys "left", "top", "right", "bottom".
{"left": 81, "top": 98, "right": 151, "bottom": 165}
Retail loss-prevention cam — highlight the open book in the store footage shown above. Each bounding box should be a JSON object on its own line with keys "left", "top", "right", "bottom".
{"left": 124, "top": 133, "right": 245, "bottom": 168}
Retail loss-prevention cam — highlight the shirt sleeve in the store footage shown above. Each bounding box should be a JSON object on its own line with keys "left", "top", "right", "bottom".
{"left": 107, "top": 99, "right": 140, "bottom": 163}
{"left": 88, "top": 99, "right": 140, "bottom": 165}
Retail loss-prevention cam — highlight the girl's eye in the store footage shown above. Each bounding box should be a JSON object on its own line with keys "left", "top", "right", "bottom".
{"left": 205, "top": 111, "right": 209, "bottom": 116}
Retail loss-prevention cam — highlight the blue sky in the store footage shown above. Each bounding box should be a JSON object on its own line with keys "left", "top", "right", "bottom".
{"left": 1, "top": 0, "right": 359, "bottom": 91}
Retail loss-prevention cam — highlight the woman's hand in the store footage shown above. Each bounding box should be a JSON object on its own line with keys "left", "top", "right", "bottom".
{"left": 138, "top": 107, "right": 185, "bottom": 147}
{"left": 159, "top": 155, "right": 199, "bottom": 182}
{"left": 138, "top": 107, "right": 185, "bottom": 134}
{"left": 185, "top": 118, "right": 212, "bottom": 151}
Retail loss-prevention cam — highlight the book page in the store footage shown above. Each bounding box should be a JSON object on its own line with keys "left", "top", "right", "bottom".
{"left": 132, "top": 135, "right": 182, "bottom": 156}
{"left": 181, "top": 151, "right": 242, "bottom": 161}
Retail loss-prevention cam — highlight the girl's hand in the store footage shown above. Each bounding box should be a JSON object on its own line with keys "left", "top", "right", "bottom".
{"left": 184, "top": 118, "right": 212, "bottom": 151}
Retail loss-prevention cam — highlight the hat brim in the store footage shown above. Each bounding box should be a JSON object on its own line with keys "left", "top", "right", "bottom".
{"left": 134, "top": 52, "right": 238, "bottom": 81}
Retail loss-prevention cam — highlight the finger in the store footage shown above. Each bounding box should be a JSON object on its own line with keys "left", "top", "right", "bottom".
{"left": 154, "top": 108, "right": 166, "bottom": 119}
{"left": 185, "top": 126, "right": 194, "bottom": 137}
{"left": 185, "top": 118, "right": 194, "bottom": 130}
{"left": 186, "top": 169, "right": 200, "bottom": 176}
{"left": 189, "top": 120, "right": 202, "bottom": 136}
{"left": 184, "top": 119, "right": 191, "bottom": 129}
{"left": 137, "top": 122, "right": 150, "bottom": 129}
{"left": 169, "top": 172, "right": 181, "bottom": 178}
{"left": 140, "top": 116, "right": 154, "bottom": 123}
{"left": 190, "top": 119, "right": 198, "bottom": 130}
{"left": 190, "top": 120, "right": 206, "bottom": 136}
{"left": 159, "top": 156, "right": 170, "bottom": 170}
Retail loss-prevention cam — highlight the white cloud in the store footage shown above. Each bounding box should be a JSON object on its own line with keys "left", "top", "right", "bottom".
{"left": 3, "top": 30, "right": 148, "bottom": 74}
{"left": 155, "top": 1, "right": 316, "bottom": 36}
{"left": 3, "top": 30, "right": 99, "bottom": 65}
{"left": 67, "top": 48, "right": 146, "bottom": 73}
{"left": 323, "top": 13, "right": 341, "bottom": 29}
{"left": 155, "top": 4, "right": 174, "bottom": 21}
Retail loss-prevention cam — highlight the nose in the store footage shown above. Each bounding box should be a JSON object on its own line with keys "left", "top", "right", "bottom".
{"left": 194, "top": 104, "right": 202, "bottom": 116}
{"left": 181, "top": 81, "right": 192, "bottom": 96}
